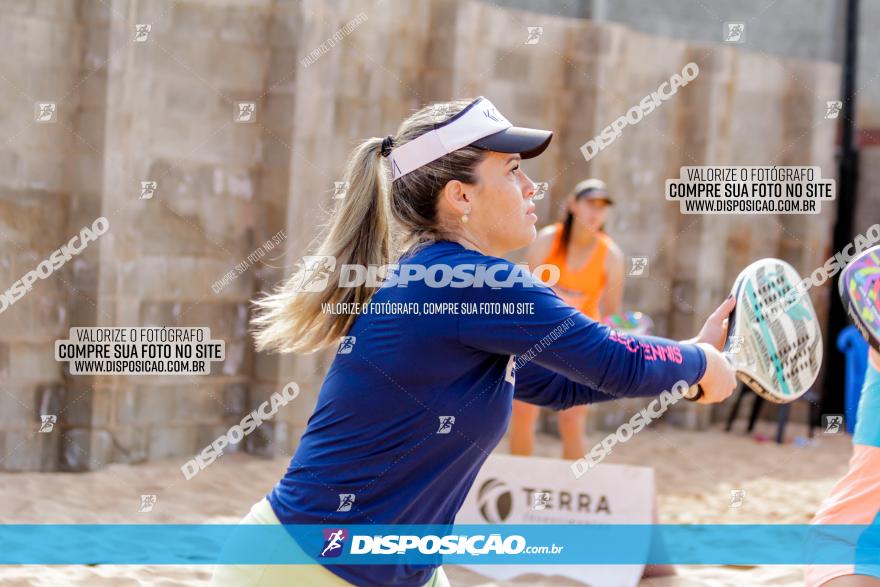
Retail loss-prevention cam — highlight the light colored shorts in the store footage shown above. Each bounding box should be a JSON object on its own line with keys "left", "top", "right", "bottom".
{"left": 210, "top": 498, "right": 450, "bottom": 587}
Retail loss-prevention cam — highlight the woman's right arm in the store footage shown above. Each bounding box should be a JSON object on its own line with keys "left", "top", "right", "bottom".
{"left": 456, "top": 257, "right": 735, "bottom": 405}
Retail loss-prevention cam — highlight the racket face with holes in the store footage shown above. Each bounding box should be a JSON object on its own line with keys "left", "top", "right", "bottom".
{"left": 838, "top": 245, "right": 880, "bottom": 353}
{"left": 725, "top": 258, "right": 823, "bottom": 403}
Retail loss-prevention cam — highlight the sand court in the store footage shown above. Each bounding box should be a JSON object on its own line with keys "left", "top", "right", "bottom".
{"left": 0, "top": 422, "right": 850, "bottom": 586}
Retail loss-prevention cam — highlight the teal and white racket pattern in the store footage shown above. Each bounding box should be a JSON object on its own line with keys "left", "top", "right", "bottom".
{"left": 838, "top": 245, "right": 880, "bottom": 353}
{"left": 728, "top": 259, "right": 823, "bottom": 403}
{"left": 685, "top": 258, "right": 823, "bottom": 403}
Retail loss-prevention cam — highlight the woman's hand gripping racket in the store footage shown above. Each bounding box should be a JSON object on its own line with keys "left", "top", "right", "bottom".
{"left": 685, "top": 258, "right": 824, "bottom": 403}
{"left": 839, "top": 245, "right": 880, "bottom": 353}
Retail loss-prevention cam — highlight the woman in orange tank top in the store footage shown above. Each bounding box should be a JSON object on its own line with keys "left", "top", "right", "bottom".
{"left": 509, "top": 179, "right": 625, "bottom": 460}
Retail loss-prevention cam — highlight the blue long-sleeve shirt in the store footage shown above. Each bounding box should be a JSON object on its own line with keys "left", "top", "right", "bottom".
{"left": 267, "top": 240, "right": 706, "bottom": 586}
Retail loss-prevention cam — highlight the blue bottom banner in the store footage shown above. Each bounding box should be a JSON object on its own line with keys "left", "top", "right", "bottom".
{"left": 0, "top": 524, "right": 878, "bottom": 566}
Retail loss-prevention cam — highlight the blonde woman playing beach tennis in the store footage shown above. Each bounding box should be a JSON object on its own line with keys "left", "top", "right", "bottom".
{"left": 211, "top": 97, "right": 737, "bottom": 587}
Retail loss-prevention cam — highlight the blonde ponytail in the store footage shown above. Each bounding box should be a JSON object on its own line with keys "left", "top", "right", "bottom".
{"left": 253, "top": 99, "right": 487, "bottom": 354}
{"left": 252, "top": 137, "right": 392, "bottom": 354}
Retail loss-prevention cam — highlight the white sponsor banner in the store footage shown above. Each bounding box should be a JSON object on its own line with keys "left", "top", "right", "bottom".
{"left": 456, "top": 454, "right": 654, "bottom": 587}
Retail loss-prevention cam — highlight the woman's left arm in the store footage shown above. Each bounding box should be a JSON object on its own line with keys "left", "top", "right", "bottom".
{"left": 513, "top": 359, "right": 639, "bottom": 410}
{"left": 456, "top": 256, "right": 733, "bottom": 409}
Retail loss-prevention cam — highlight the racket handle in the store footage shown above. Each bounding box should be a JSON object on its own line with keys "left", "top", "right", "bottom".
{"left": 684, "top": 384, "right": 704, "bottom": 401}
{"left": 684, "top": 353, "right": 734, "bottom": 402}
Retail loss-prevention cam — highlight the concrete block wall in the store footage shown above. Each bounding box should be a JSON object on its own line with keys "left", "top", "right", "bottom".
{"left": 245, "top": 0, "right": 305, "bottom": 459}
{"left": 60, "top": 0, "right": 111, "bottom": 470}
{"left": 0, "top": 0, "right": 842, "bottom": 470}
{"left": 0, "top": 1, "right": 83, "bottom": 470}
{"left": 90, "top": 0, "right": 275, "bottom": 469}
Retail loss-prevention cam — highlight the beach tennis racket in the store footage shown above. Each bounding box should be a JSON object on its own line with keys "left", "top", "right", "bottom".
{"left": 685, "top": 258, "right": 823, "bottom": 403}
{"left": 603, "top": 311, "right": 654, "bottom": 335}
{"left": 838, "top": 245, "right": 880, "bottom": 353}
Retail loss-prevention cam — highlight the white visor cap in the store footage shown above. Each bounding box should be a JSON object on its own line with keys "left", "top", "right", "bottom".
{"left": 387, "top": 96, "right": 553, "bottom": 182}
